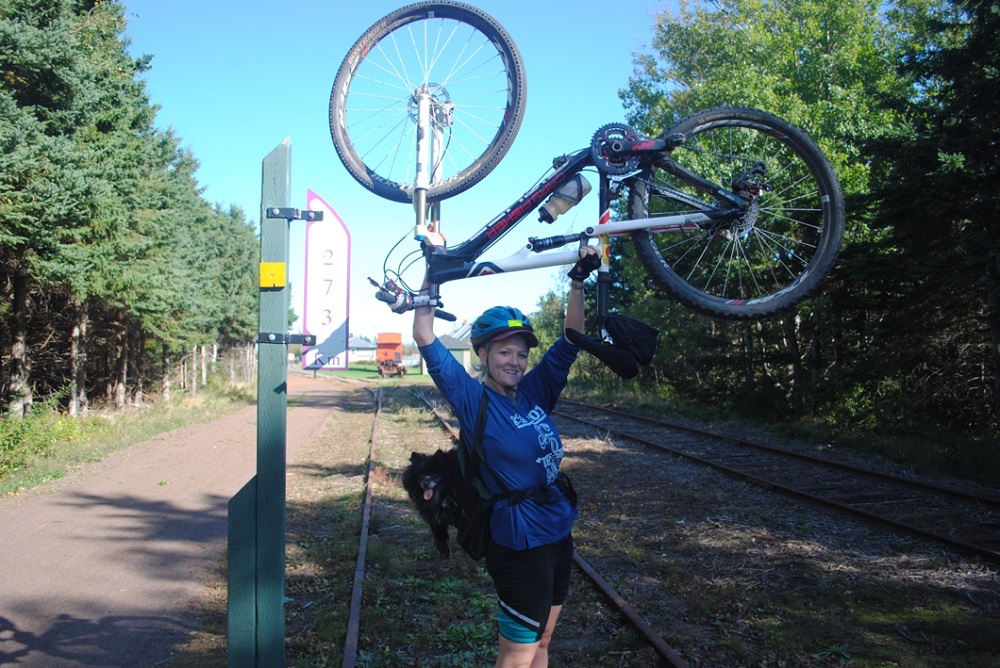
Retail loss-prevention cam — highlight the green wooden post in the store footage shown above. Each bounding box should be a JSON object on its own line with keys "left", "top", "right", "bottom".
{"left": 255, "top": 137, "right": 292, "bottom": 665}
{"left": 227, "top": 140, "right": 322, "bottom": 666}
{"left": 227, "top": 138, "right": 292, "bottom": 667}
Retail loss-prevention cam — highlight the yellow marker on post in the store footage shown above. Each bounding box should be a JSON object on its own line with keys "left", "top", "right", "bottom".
{"left": 259, "top": 262, "right": 286, "bottom": 288}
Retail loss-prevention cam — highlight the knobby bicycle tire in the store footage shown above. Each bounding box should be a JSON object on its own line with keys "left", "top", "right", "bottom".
{"left": 628, "top": 107, "right": 845, "bottom": 319}
{"left": 329, "top": 1, "right": 526, "bottom": 204}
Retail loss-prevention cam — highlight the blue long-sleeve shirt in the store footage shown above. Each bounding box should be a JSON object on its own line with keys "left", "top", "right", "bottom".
{"left": 419, "top": 336, "right": 580, "bottom": 550}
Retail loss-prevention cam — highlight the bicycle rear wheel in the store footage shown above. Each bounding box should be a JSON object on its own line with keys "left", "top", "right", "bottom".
{"left": 629, "top": 107, "right": 844, "bottom": 319}
{"left": 330, "top": 1, "right": 526, "bottom": 204}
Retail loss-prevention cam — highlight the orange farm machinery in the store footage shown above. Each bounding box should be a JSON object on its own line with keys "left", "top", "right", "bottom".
{"left": 376, "top": 333, "right": 407, "bottom": 377}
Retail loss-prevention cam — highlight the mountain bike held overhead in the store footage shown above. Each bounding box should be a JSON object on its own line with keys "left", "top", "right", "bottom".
{"left": 328, "top": 1, "right": 845, "bottom": 379}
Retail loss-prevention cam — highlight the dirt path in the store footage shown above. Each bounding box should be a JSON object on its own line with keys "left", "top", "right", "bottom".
{"left": 0, "top": 374, "right": 358, "bottom": 668}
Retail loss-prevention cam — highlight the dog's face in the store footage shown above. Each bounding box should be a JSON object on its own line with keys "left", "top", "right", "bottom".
{"left": 403, "top": 449, "right": 458, "bottom": 510}
{"left": 410, "top": 452, "right": 444, "bottom": 501}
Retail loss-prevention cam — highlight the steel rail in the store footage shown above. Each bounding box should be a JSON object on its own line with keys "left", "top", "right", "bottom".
{"left": 554, "top": 400, "right": 1000, "bottom": 565}
{"left": 559, "top": 399, "right": 1000, "bottom": 510}
{"left": 342, "top": 387, "right": 382, "bottom": 668}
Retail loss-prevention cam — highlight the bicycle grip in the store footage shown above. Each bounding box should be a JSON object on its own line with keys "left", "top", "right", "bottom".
{"left": 435, "top": 309, "right": 457, "bottom": 322}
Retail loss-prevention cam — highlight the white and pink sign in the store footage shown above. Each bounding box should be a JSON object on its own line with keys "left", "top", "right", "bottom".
{"left": 301, "top": 189, "right": 350, "bottom": 370}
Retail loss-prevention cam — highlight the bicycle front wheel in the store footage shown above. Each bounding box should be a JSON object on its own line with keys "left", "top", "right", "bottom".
{"left": 330, "top": 1, "right": 526, "bottom": 204}
{"left": 629, "top": 107, "right": 845, "bottom": 319}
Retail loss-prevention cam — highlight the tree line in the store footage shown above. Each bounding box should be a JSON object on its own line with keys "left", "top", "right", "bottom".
{"left": 0, "top": 0, "right": 259, "bottom": 417}
{"left": 533, "top": 0, "right": 1000, "bottom": 445}
{"left": 3, "top": 0, "right": 998, "bottom": 452}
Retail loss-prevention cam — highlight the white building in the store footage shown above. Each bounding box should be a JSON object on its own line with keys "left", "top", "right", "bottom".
{"left": 348, "top": 337, "right": 377, "bottom": 362}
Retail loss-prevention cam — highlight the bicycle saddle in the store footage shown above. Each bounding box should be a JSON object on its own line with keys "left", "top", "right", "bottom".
{"left": 565, "top": 314, "right": 660, "bottom": 380}
{"left": 566, "top": 328, "right": 641, "bottom": 379}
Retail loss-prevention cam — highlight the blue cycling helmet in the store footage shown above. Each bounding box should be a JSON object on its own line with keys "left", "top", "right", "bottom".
{"left": 470, "top": 306, "right": 539, "bottom": 353}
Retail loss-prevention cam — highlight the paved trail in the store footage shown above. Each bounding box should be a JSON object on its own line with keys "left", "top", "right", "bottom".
{"left": 0, "top": 375, "right": 353, "bottom": 667}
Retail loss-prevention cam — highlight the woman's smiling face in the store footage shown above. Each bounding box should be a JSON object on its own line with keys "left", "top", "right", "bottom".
{"left": 480, "top": 334, "right": 530, "bottom": 393}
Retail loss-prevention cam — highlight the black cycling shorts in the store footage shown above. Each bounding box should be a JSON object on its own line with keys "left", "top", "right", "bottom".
{"left": 485, "top": 534, "right": 574, "bottom": 643}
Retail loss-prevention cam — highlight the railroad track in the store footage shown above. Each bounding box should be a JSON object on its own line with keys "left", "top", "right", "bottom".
{"left": 553, "top": 399, "right": 1000, "bottom": 565}
{"left": 342, "top": 387, "right": 998, "bottom": 666}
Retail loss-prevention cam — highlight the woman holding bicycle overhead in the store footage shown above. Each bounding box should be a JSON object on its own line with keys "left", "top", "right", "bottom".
{"left": 413, "top": 247, "right": 600, "bottom": 668}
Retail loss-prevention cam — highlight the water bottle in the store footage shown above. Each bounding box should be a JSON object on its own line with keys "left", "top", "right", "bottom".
{"left": 538, "top": 174, "right": 592, "bottom": 223}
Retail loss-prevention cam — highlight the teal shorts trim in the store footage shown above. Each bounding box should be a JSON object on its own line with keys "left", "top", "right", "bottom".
{"left": 498, "top": 603, "right": 541, "bottom": 643}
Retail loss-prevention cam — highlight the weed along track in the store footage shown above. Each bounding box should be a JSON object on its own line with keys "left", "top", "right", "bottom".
{"left": 317, "top": 382, "right": 999, "bottom": 667}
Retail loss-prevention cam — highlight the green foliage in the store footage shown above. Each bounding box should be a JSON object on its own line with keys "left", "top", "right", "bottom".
{"left": 530, "top": 288, "right": 568, "bottom": 354}
{"left": 0, "top": 396, "right": 80, "bottom": 478}
{"left": 860, "top": 0, "right": 1000, "bottom": 437}
{"left": 0, "top": 0, "right": 259, "bottom": 414}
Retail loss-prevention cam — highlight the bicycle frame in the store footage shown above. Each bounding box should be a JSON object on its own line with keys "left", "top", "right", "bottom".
{"left": 412, "top": 143, "right": 748, "bottom": 326}
{"left": 423, "top": 150, "right": 716, "bottom": 282}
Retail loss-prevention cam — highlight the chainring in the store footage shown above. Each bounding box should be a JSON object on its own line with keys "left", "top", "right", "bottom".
{"left": 590, "top": 123, "right": 642, "bottom": 175}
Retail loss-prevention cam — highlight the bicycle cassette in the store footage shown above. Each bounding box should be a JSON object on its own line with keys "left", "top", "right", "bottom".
{"left": 591, "top": 123, "right": 642, "bottom": 175}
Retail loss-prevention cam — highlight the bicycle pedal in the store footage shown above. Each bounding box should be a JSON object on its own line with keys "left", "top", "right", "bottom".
{"left": 664, "top": 133, "right": 685, "bottom": 148}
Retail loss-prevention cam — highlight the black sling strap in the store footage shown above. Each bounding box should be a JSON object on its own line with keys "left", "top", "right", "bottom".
{"left": 463, "top": 389, "right": 512, "bottom": 499}
{"left": 463, "top": 389, "right": 576, "bottom": 507}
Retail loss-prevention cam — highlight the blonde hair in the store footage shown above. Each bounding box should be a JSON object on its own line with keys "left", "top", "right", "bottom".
{"left": 469, "top": 346, "right": 487, "bottom": 382}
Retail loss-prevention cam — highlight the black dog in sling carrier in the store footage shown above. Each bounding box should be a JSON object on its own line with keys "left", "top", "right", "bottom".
{"left": 402, "top": 391, "right": 576, "bottom": 560}
{"left": 401, "top": 448, "right": 463, "bottom": 558}
{"left": 401, "top": 444, "right": 579, "bottom": 560}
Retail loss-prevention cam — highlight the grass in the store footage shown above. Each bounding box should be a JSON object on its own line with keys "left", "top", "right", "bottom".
{"left": 11, "top": 375, "right": 996, "bottom": 666}
{"left": 115, "top": 380, "right": 993, "bottom": 666}
{"left": 295, "top": 364, "right": 423, "bottom": 383}
{"left": 0, "top": 382, "right": 254, "bottom": 496}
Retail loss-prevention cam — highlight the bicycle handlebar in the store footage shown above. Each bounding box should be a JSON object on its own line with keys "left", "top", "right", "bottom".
{"left": 371, "top": 278, "right": 457, "bottom": 322}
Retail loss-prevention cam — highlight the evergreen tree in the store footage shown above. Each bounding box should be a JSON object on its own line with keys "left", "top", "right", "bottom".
{"left": 0, "top": 0, "right": 261, "bottom": 414}
{"left": 0, "top": 0, "right": 112, "bottom": 414}
{"left": 867, "top": 0, "right": 1000, "bottom": 436}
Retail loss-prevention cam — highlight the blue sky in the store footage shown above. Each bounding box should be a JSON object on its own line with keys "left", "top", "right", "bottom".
{"left": 123, "top": 0, "right": 666, "bottom": 342}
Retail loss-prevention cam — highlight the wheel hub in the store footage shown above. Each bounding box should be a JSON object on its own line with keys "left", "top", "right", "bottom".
{"left": 408, "top": 84, "right": 454, "bottom": 127}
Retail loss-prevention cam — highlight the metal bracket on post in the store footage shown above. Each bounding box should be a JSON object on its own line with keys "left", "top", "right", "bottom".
{"left": 257, "top": 333, "right": 317, "bottom": 345}
{"left": 266, "top": 207, "right": 323, "bottom": 222}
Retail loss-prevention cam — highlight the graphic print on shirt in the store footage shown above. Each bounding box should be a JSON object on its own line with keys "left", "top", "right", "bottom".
{"left": 511, "top": 405, "right": 562, "bottom": 483}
